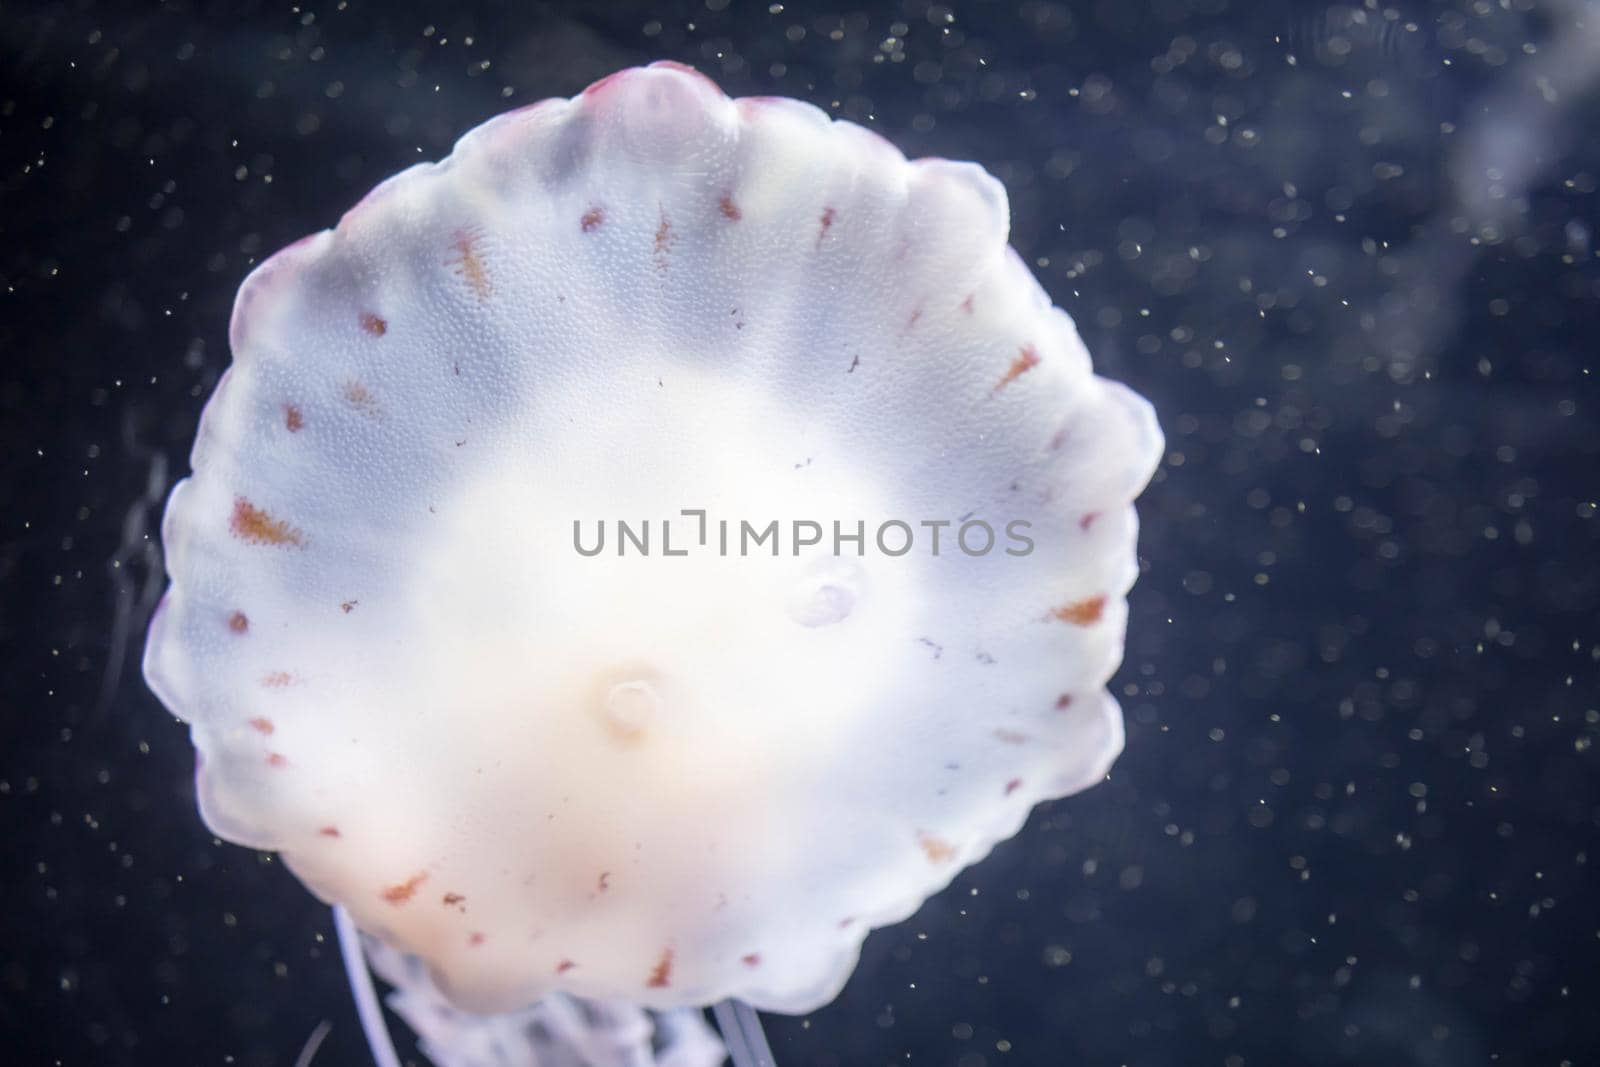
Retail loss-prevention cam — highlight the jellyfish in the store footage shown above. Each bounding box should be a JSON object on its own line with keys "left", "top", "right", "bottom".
{"left": 143, "top": 62, "right": 1162, "bottom": 1066}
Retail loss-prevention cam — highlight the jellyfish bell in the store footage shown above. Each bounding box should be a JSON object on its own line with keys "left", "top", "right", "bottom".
{"left": 143, "top": 61, "right": 1163, "bottom": 1064}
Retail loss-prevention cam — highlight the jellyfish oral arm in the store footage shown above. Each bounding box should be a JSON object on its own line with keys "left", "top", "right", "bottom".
{"left": 340, "top": 902, "right": 732, "bottom": 1067}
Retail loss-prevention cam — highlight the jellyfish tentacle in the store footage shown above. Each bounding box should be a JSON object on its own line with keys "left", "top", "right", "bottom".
{"left": 710, "top": 1002, "right": 752, "bottom": 1066}
{"left": 732, "top": 1000, "right": 777, "bottom": 1066}
{"left": 712, "top": 999, "right": 777, "bottom": 1067}
{"left": 292, "top": 1019, "right": 334, "bottom": 1067}
{"left": 333, "top": 905, "right": 404, "bottom": 1067}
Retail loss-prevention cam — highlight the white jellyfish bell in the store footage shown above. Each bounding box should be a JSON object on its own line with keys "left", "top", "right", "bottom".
{"left": 143, "top": 62, "right": 1163, "bottom": 1066}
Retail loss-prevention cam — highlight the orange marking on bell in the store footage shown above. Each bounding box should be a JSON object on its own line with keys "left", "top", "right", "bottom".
{"left": 816, "top": 206, "right": 836, "bottom": 247}
{"left": 381, "top": 872, "right": 428, "bottom": 905}
{"left": 449, "top": 230, "right": 491, "bottom": 300}
{"left": 230, "top": 498, "right": 303, "bottom": 547}
{"left": 994, "top": 344, "right": 1040, "bottom": 392}
{"left": 1052, "top": 595, "right": 1107, "bottom": 626}
{"left": 654, "top": 213, "right": 674, "bottom": 268}
{"left": 646, "top": 948, "right": 674, "bottom": 988}
{"left": 343, "top": 379, "right": 378, "bottom": 415}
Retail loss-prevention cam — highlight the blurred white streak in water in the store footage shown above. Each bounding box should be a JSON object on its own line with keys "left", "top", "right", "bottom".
{"left": 1447, "top": 0, "right": 1600, "bottom": 228}
{"left": 94, "top": 410, "right": 167, "bottom": 724}
{"left": 1565, "top": 217, "right": 1592, "bottom": 258}
{"left": 1379, "top": 0, "right": 1600, "bottom": 380}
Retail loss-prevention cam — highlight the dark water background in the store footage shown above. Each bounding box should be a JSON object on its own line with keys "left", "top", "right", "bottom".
{"left": 4, "top": 1, "right": 1599, "bottom": 1064}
